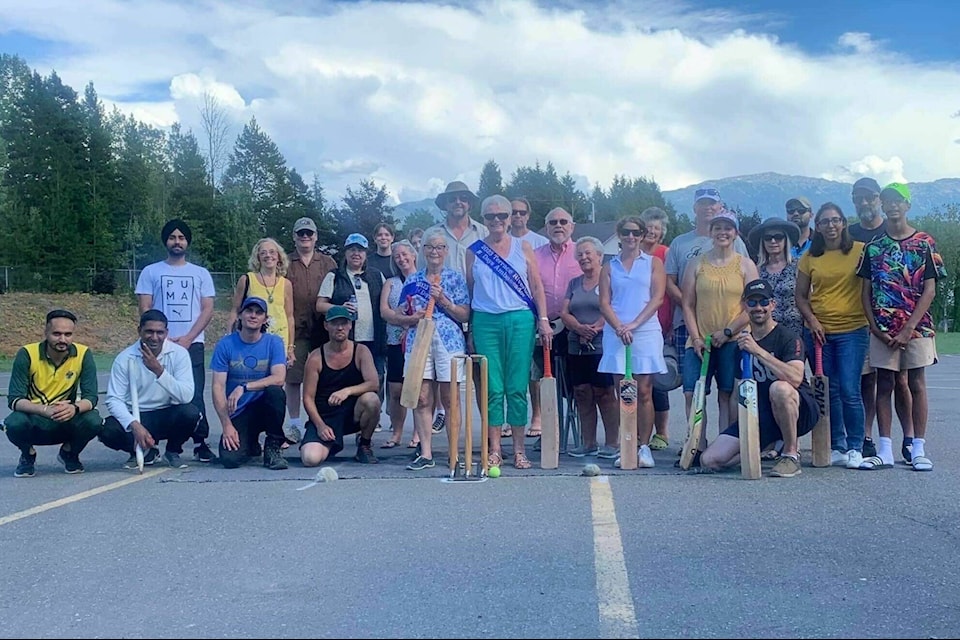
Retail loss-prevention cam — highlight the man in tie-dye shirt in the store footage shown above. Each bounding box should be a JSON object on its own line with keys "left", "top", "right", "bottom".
{"left": 856, "top": 182, "right": 946, "bottom": 472}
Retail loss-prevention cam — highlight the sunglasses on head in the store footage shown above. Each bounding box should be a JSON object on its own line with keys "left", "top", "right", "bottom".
{"left": 296, "top": 229, "right": 315, "bottom": 238}
{"left": 746, "top": 297, "right": 772, "bottom": 308}
{"left": 695, "top": 188, "right": 720, "bottom": 199}
{"left": 484, "top": 212, "right": 509, "bottom": 221}
{"left": 763, "top": 233, "right": 786, "bottom": 242}
{"left": 619, "top": 228, "right": 644, "bottom": 237}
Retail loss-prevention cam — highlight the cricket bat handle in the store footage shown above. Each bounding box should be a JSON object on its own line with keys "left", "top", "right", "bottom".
{"left": 543, "top": 343, "right": 552, "bottom": 378}
{"left": 814, "top": 341, "right": 824, "bottom": 377}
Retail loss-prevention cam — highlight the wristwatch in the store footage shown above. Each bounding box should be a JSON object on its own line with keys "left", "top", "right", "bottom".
{"left": 723, "top": 327, "right": 734, "bottom": 338}
{"left": 241, "top": 383, "right": 249, "bottom": 393}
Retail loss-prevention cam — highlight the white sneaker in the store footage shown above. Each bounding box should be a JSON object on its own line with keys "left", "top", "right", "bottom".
{"left": 638, "top": 445, "right": 655, "bottom": 468}
{"left": 846, "top": 450, "right": 863, "bottom": 469}
{"left": 830, "top": 450, "right": 848, "bottom": 466}
{"left": 613, "top": 456, "right": 621, "bottom": 468}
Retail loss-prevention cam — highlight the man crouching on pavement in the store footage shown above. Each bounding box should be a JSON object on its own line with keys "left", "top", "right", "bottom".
{"left": 700, "top": 279, "right": 820, "bottom": 478}
{"left": 212, "top": 296, "right": 289, "bottom": 470}
{"left": 300, "top": 305, "right": 382, "bottom": 466}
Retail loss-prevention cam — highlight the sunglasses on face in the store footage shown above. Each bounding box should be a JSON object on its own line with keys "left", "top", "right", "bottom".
{"left": 619, "top": 229, "right": 644, "bottom": 237}
{"left": 296, "top": 230, "right": 315, "bottom": 238}
{"left": 853, "top": 193, "right": 878, "bottom": 203}
{"left": 484, "top": 212, "right": 509, "bottom": 221}
{"left": 746, "top": 298, "right": 772, "bottom": 308}
{"left": 763, "top": 233, "right": 786, "bottom": 242}
{"left": 547, "top": 219, "right": 571, "bottom": 226}
{"left": 787, "top": 207, "right": 810, "bottom": 215}
{"left": 447, "top": 195, "right": 469, "bottom": 205}
{"left": 511, "top": 209, "right": 529, "bottom": 216}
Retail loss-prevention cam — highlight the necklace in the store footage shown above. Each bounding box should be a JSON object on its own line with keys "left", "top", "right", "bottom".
{"left": 259, "top": 272, "right": 278, "bottom": 304}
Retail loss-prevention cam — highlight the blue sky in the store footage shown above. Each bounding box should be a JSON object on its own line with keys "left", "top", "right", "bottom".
{"left": 1, "top": 0, "right": 959, "bottom": 202}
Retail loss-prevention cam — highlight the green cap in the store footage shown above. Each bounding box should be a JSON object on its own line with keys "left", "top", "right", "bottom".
{"left": 881, "top": 182, "right": 911, "bottom": 203}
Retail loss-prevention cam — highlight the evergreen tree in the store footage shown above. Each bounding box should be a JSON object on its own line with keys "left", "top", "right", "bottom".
{"left": 338, "top": 179, "right": 395, "bottom": 241}
{"left": 477, "top": 159, "right": 504, "bottom": 199}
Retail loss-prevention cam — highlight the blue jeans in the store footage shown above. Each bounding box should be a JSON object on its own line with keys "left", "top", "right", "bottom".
{"left": 804, "top": 327, "right": 868, "bottom": 452}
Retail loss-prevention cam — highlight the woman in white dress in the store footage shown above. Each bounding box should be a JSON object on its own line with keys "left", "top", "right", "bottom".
{"left": 598, "top": 216, "right": 667, "bottom": 468}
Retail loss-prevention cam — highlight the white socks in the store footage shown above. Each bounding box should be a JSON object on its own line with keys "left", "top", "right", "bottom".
{"left": 912, "top": 438, "right": 925, "bottom": 459}
{"left": 878, "top": 437, "right": 894, "bottom": 464}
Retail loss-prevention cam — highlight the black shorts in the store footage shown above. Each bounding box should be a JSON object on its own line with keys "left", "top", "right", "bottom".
{"left": 653, "top": 388, "right": 670, "bottom": 412}
{"left": 386, "top": 343, "right": 405, "bottom": 384}
{"left": 722, "top": 386, "right": 819, "bottom": 449}
{"left": 302, "top": 398, "right": 360, "bottom": 457}
{"left": 565, "top": 353, "right": 614, "bottom": 389}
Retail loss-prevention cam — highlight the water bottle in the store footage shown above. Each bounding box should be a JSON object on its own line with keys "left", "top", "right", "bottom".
{"left": 349, "top": 294, "right": 358, "bottom": 320}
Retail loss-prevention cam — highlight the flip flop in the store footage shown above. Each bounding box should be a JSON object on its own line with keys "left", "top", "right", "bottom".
{"left": 407, "top": 441, "right": 419, "bottom": 449}
{"left": 859, "top": 456, "right": 893, "bottom": 470}
{"left": 526, "top": 430, "right": 542, "bottom": 438}
{"left": 912, "top": 455, "right": 933, "bottom": 472}
{"left": 501, "top": 427, "right": 513, "bottom": 438}
{"left": 380, "top": 441, "right": 400, "bottom": 449}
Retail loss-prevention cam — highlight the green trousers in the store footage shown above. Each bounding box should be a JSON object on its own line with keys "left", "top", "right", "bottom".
{"left": 472, "top": 309, "right": 536, "bottom": 427}
{"left": 4, "top": 410, "right": 103, "bottom": 454}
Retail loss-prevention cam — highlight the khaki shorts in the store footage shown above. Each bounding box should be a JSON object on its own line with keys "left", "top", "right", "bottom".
{"left": 861, "top": 349, "right": 874, "bottom": 376}
{"left": 869, "top": 335, "right": 938, "bottom": 372}
{"left": 286, "top": 338, "right": 314, "bottom": 384}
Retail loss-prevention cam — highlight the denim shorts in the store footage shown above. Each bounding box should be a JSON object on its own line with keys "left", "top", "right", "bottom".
{"left": 681, "top": 341, "right": 739, "bottom": 394}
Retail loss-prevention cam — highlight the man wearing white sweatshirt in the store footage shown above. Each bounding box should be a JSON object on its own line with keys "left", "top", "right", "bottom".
{"left": 101, "top": 310, "right": 199, "bottom": 468}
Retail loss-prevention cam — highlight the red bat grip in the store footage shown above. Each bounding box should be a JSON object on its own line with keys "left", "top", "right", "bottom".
{"left": 543, "top": 343, "right": 553, "bottom": 378}
{"left": 814, "top": 341, "right": 824, "bottom": 377}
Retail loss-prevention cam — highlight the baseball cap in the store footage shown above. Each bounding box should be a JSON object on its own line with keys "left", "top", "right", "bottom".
{"left": 742, "top": 279, "right": 774, "bottom": 300}
{"left": 294, "top": 217, "right": 317, "bottom": 233}
{"left": 344, "top": 233, "right": 369, "bottom": 249}
{"left": 881, "top": 182, "right": 911, "bottom": 203}
{"left": 241, "top": 296, "right": 268, "bottom": 312}
{"left": 694, "top": 187, "right": 722, "bottom": 203}
{"left": 785, "top": 197, "right": 812, "bottom": 212}
{"left": 708, "top": 209, "right": 739, "bottom": 230}
{"left": 325, "top": 305, "right": 352, "bottom": 322}
{"left": 851, "top": 177, "right": 881, "bottom": 196}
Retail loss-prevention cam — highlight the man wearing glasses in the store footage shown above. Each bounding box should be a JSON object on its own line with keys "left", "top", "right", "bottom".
{"left": 285, "top": 217, "right": 337, "bottom": 443}
{"left": 699, "top": 279, "right": 820, "bottom": 478}
{"left": 509, "top": 197, "right": 548, "bottom": 250}
{"left": 421, "top": 181, "right": 488, "bottom": 274}
{"left": 785, "top": 196, "right": 814, "bottom": 258}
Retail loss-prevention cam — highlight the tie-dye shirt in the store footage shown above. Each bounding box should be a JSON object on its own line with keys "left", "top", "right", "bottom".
{"left": 856, "top": 231, "right": 946, "bottom": 338}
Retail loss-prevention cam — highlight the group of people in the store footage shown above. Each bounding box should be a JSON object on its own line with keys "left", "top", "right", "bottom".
{"left": 2, "top": 176, "right": 945, "bottom": 478}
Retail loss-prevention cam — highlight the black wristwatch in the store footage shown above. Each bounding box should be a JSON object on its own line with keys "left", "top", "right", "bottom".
{"left": 723, "top": 327, "right": 733, "bottom": 338}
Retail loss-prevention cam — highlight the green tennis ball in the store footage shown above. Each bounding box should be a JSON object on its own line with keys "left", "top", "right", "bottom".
{"left": 488, "top": 466, "right": 501, "bottom": 478}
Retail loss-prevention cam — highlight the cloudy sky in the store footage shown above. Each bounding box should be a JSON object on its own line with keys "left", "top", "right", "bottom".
{"left": 2, "top": 0, "right": 960, "bottom": 204}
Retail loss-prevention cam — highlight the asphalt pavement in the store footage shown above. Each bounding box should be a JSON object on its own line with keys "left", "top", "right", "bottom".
{"left": 1, "top": 359, "right": 960, "bottom": 638}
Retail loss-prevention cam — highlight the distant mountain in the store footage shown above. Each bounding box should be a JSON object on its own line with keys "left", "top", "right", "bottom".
{"left": 391, "top": 198, "right": 442, "bottom": 226}
{"left": 662, "top": 172, "right": 960, "bottom": 219}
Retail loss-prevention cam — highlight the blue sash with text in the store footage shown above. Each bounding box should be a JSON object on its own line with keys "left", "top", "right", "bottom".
{"left": 469, "top": 240, "right": 538, "bottom": 317}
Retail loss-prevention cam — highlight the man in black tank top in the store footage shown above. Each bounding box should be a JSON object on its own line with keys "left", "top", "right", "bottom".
{"left": 299, "top": 306, "right": 382, "bottom": 465}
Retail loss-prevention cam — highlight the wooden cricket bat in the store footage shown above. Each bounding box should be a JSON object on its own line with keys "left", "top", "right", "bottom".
{"left": 539, "top": 344, "right": 559, "bottom": 469}
{"left": 811, "top": 341, "right": 831, "bottom": 467}
{"left": 619, "top": 344, "right": 638, "bottom": 470}
{"left": 400, "top": 280, "right": 438, "bottom": 409}
{"left": 128, "top": 357, "right": 144, "bottom": 474}
{"left": 679, "top": 335, "right": 711, "bottom": 470}
{"left": 738, "top": 351, "right": 761, "bottom": 480}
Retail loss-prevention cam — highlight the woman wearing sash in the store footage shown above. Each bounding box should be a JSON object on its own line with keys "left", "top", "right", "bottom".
{"left": 466, "top": 195, "right": 553, "bottom": 470}
{"left": 599, "top": 216, "right": 668, "bottom": 468}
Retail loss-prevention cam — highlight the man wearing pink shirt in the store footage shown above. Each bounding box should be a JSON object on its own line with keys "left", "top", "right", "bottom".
{"left": 524, "top": 207, "right": 582, "bottom": 438}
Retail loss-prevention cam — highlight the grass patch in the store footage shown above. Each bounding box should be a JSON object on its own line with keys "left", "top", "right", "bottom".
{"left": 936, "top": 331, "right": 960, "bottom": 355}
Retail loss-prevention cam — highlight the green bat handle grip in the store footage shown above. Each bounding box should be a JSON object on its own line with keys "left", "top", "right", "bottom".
{"left": 624, "top": 343, "right": 632, "bottom": 379}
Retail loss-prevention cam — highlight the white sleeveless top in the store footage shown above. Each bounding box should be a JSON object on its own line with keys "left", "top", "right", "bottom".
{"left": 471, "top": 237, "right": 531, "bottom": 314}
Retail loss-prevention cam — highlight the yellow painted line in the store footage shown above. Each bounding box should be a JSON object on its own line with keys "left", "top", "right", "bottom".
{"left": 0, "top": 467, "right": 168, "bottom": 527}
{"left": 590, "top": 476, "right": 640, "bottom": 639}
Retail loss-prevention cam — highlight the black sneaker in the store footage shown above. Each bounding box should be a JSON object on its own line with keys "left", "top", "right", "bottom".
{"left": 863, "top": 437, "right": 877, "bottom": 459}
{"left": 354, "top": 441, "right": 379, "bottom": 464}
{"left": 57, "top": 447, "right": 84, "bottom": 474}
{"left": 124, "top": 447, "right": 160, "bottom": 469}
{"left": 407, "top": 456, "right": 435, "bottom": 471}
{"left": 263, "top": 443, "right": 288, "bottom": 470}
{"left": 163, "top": 451, "right": 188, "bottom": 469}
{"left": 14, "top": 450, "right": 36, "bottom": 478}
{"left": 432, "top": 412, "right": 446, "bottom": 434}
{"left": 194, "top": 442, "right": 217, "bottom": 463}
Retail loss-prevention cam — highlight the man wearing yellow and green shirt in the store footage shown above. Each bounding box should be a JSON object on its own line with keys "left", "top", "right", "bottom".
{"left": 5, "top": 309, "right": 102, "bottom": 477}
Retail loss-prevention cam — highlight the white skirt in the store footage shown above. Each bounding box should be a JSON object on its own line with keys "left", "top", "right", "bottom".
{"left": 597, "top": 325, "right": 667, "bottom": 375}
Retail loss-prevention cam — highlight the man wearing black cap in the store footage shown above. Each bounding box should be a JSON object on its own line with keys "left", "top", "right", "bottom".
{"left": 211, "top": 296, "right": 289, "bottom": 470}
{"left": 699, "top": 279, "right": 820, "bottom": 478}
{"left": 785, "top": 196, "right": 814, "bottom": 258}
{"left": 136, "top": 219, "right": 218, "bottom": 462}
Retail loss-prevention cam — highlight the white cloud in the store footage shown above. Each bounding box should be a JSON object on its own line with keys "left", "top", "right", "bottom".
{"left": 821, "top": 155, "right": 907, "bottom": 186}
{"left": 3, "top": 0, "right": 959, "bottom": 204}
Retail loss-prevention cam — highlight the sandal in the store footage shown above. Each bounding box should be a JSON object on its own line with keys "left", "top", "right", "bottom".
{"left": 381, "top": 440, "right": 400, "bottom": 449}
{"left": 526, "top": 429, "right": 542, "bottom": 438}
{"left": 513, "top": 452, "right": 532, "bottom": 469}
{"left": 649, "top": 434, "right": 669, "bottom": 450}
{"left": 488, "top": 451, "right": 503, "bottom": 468}
{"left": 407, "top": 440, "right": 420, "bottom": 449}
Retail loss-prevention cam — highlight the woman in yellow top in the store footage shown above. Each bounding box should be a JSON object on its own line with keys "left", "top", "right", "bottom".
{"left": 228, "top": 238, "right": 296, "bottom": 367}
{"left": 681, "top": 210, "right": 759, "bottom": 437}
{"left": 795, "top": 202, "right": 868, "bottom": 469}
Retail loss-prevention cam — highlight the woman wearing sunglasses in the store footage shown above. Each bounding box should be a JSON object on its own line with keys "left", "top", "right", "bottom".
{"left": 747, "top": 217, "right": 804, "bottom": 339}
{"left": 795, "top": 203, "right": 868, "bottom": 469}
{"left": 598, "top": 216, "right": 667, "bottom": 469}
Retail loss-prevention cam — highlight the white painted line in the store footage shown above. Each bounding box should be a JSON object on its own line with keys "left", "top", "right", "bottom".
{"left": 0, "top": 467, "right": 168, "bottom": 527}
{"left": 590, "top": 476, "right": 640, "bottom": 639}
{"left": 926, "top": 386, "right": 960, "bottom": 390}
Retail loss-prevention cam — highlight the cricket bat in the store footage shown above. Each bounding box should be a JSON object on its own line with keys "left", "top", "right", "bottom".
{"left": 679, "top": 335, "right": 711, "bottom": 470}
{"left": 400, "top": 279, "right": 439, "bottom": 409}
{"left": 811, "top": 341, "right": 831, "bottom": 467}
{"left": 539, "top": 344, "right": 559, "bottom": 469}
{"left": 738, "top": 351, "right": 761, "bottom": 480}
{"left": 619, "top": 344, "right": 638, "bottom": 470}
{"left": 128, "top": 357, "right": 144, "bottom": 474}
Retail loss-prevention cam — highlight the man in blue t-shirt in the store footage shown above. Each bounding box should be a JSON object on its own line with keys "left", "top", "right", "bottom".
{"left": 211, "top": 296, "right": 288, "bottom": 470}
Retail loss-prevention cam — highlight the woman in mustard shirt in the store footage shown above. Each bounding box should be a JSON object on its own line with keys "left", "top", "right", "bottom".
{"left": 795, "top": 203, "right": 867, "bottom": 469}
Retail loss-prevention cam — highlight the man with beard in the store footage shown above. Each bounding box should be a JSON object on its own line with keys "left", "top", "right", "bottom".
{"left": 786, "top": 196, "right": 814, "bottom": 259}
{"left": 420, "top": 181, "right": 488, "bottom": 274}
{"left": 102, "top": 310, "right": 198, "bottom": 469}
{"left": 136, "top": 219, "right": 217, "bottom": 463}
{"left": 847, "top": 177, "right": 913, "bottom": 462}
